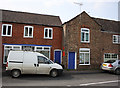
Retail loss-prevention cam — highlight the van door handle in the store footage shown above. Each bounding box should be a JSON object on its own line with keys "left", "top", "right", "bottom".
{"left": 34, "top": 64, "right": 36, "bottom": 67}
{"left": 37, "top": 64, "right": 39, "bottom": 67}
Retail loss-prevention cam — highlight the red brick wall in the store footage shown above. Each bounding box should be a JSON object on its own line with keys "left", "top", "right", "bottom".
{"left": 2, "top": 22, "right": 62, "bottom": 61}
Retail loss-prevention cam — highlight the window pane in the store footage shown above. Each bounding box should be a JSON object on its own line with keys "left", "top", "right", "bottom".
{"left": 45, "top": 29, "right": 48, "bottom": 37}
{"left": 79, "top": 53, "right": 84, "bottom": 64}
{"left": 86, "top": 33, "right": 89, "bottom": 41}
{"left": 44, "top": 47, "right": 49, "bottom": 51}
{"left": 38, "top": 56, "right": 47, "bottom": 63}
{"left": 49, "top": 29, "right": 52, "bottom": 38}
{"left": 104, "top": 53, "right": 118, "bottom": 62}
{"left": 29, "top": 28, "right": 32, "bottom": 36}
{"left": 7, "top": 26, "right": 11, "bottom": 35}
{"left": 37, "top": 51, "right": 49, "bottom": 58}
{"left": 85, "top": 53, "right": 89, "bottom": 64}
{"left": 81, "top": 32, "right": 84, "bottom": 41}
{"left": 38, "top": 56, "right": 45, "bottom": 63}
{"left": 13, "top": 46, "right": 21, "bottom": 50}
{"left": 82, "top": 29, "right": 88, "bottom": 32}
{"left": 25, "top": 27, "right": 28, "bottom": 36}
{"left": 3, "top": 25, "right": 7, "bottom": 35}
{"left": 113, "top": 36, "right": 117, "bottom": 42}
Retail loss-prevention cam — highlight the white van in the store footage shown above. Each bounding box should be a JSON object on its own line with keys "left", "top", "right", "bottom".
{"left": 6, "top": 51, "right": 63, "bottom": 78}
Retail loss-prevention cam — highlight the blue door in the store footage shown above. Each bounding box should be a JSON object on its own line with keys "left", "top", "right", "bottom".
{"left": 54, "top": 50, "right": 61, "bottom": 64}
{"left": 68, "top": 52, "right": 75, "bottom": 69}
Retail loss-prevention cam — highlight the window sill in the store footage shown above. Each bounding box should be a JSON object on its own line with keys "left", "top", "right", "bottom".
{"left": 81, "top": 42, "right": 90, "bottom": 44}
{"left": 2, "top": 35, "right": 12, "bottom": 37}
{"left": 44, "top": 37, "right": 53, "bottom": 40}
{"left": 23, "top": 36, "right": 33, "bottom": 38}
{"left": 79, "top": 64, "right": 90, "bottom": 66}
{"left": 113, "top": 43, "right": 120, "bottom": 44}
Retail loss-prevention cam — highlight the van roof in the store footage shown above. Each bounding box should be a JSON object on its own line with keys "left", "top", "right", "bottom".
{"left": 10, "top": 51, "right": 47, "bottom": 58}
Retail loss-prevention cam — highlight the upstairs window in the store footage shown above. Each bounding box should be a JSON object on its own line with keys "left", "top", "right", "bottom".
{"left": 44, "top": 28, "right": 53, "bottom": 39}
{"left": 24, "top": 26, "right": 33, "bottom": 38}
{"left": 81, "top": 28, "right": 90, "bottom": 43}
{"left": 2, "top": 24, "right": 12, "bottom": 36}
{"left": 113, "top": 35, "right": 120, "bottom": 44}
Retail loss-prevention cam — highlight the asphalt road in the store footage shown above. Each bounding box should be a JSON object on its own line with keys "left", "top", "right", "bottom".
{"left": 2, "top": 70, "right": 120, "bottom": 87}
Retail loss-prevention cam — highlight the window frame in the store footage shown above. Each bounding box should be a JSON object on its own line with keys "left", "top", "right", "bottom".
{"left": 3, "top": 45, "right": 22, "bottom": 64}
{"left": 113, "top": 35, "right": 118, "bottom": 44}
{"left": 2, "top": 24, "right": 12, "bottom": 37}
{"left": 79, "top": 48, "right": 90, "bottom": 65}
{"left": 81, "top": 28, "right": 90, "bottom": 43}
{"left": 34, "top": 46, "right": 51, "bottom": 59}
{"left": 24, "top": 26, "right": 34, "bottom": 38}
{"left": 104, "top": 53, "right": 118, "bottom": 62}
{"left": 44, "top": 28, "right": 53, "bottom": 39}
{"left": 37, "top": 56, "right": 48, "bottom": 64}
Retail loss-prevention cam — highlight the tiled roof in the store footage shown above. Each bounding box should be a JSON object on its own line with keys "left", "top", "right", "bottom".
{"left": 92, "top": 17, "right": 119, "bottom": 33}
{"left": 0, "top": 9, "right": 62, "bottom": 27}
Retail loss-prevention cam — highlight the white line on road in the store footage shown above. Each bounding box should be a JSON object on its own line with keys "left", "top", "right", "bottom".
{"left": 79, "top": 80, "right": 120, "bottom": 86}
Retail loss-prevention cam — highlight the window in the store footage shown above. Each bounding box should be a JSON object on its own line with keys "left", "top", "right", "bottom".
{"left": 113, "top": 35, "right": 120, "bottom": 44}
{"left": 3, "top": 45, "right": 21, "bottom": 64}
{"left": 79, "top": 48, "right": 90, "bottom": 65}
{"left": 24, "top": 26, "right": 33, "bottom": 38}
{"left": 104, "top": 53, "right": 118, "bottom": 62}
{"left": 81, "top": 28, "right": 90, "bottom": 43}
{"left": 37, "top": 56, "right": 47, "bottom": 64}
{"left": 44, "top": 28, "right": 53, "bottom": 39}
{"left": 35, "top": 46, "right": 51, "bottom": 58}
{"left": 2, "top": 24, "right": 12, "bottom": 36}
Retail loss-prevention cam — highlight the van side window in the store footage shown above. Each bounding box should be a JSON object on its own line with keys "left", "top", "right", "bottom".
{"left": 37, "top": 56, "right": 47, "bottom": 64}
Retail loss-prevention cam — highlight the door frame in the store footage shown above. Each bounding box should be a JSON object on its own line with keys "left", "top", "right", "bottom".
{"left": 54, "top": 49, "right": 62, "bottom": 64}
{"left": 68, "top": 52, "right": 77, "bottom": 69}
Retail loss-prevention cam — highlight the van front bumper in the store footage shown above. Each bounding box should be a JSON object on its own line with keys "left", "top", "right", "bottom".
{"left": 58, "top": 69, "right": 63, "bottom": 75}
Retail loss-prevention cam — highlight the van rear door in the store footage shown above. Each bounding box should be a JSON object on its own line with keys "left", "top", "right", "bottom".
{"left": 22, "top": 52, "right": 37, "bottom": 74}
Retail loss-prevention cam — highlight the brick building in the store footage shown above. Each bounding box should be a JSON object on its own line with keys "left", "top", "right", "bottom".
{"left": 0, "top": 10, "right": 63, "bottom": 65}
{"left": 63, "top": 11, "right": 120, "bottom": 70}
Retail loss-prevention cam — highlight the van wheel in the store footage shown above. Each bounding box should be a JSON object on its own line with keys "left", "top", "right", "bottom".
{"left": 115, "top": 69, "right": 120, "bottom": 75}
{"left": 50, "top": 70, "right": 58, "bottom": 77}
{"left": 12, "top": 70, "right": 21, "bottom": 78}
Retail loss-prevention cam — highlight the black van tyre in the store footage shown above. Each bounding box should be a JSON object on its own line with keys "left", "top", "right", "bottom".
{"left": 12, "top": 70, "right": 21, "bottom": 78}
{"left": 50, "top": 69, "right": 58, "bottom": 77}
{"left": 115, "top": 69, "right": 120, "bottom": 75}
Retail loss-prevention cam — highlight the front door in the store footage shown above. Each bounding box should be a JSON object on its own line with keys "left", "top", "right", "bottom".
{"left": 68, "top": 52, "right": 76, "bottom": 69}
{"left": 54, "top": 50, "right": 61, "bottom": 64}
